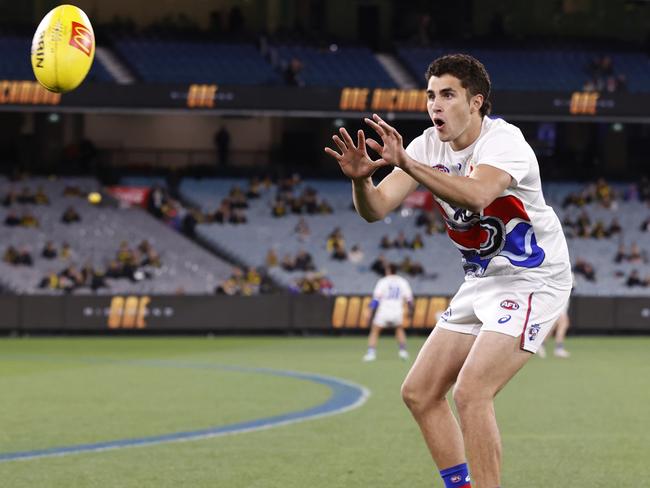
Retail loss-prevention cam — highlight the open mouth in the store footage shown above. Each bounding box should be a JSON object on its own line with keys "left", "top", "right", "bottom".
{"left": 433, "top": 117, "right": 445, "bottom": 129}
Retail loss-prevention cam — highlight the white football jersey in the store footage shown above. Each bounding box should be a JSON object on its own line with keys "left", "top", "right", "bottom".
{"left": 373, "top": 275, "right": 413, "bottom": 317}
{"left": 403, "top": 116, "right": 571, "bottom": 289}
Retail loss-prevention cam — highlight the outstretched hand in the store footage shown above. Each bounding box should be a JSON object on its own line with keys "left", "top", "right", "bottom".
{"left": 324, "top": 127, "right": 392, "bottom": 181}
{"left": 364, "top": 114, "right": 408, "bottom": 168}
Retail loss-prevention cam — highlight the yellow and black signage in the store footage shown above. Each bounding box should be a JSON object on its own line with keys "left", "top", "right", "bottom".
{"left": 331, "top": 295, "right": 449, "bottom": 329}
{"left": 339, "top": 87, "right": 427, "bottom": 112}
{"left": 107, "top": 295, "right": 150, "bottom": 329}
{"left": 187, "top": 84, "right": 218, "bottom": 108}
{"left": 0, "top": 80, "right": 61, "bottom": 105}
{"left": 569, "top": 91, "right": 599, "bottom": 115}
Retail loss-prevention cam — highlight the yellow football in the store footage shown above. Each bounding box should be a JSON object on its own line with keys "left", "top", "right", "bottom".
{"left": 31, "top": 4, "right": 95, "bottom": 93}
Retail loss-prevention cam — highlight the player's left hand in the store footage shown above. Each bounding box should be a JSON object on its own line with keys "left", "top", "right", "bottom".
{"left": 364, "top": 114, "right": 408, "bottom": 169}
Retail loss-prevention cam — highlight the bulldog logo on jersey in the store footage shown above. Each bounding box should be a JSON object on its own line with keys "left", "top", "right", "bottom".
{"left": 436, "top": 195, "right": 545, "bottom": 277}
{"left": 528, "top": 323, "right": 541, "bottom": 341}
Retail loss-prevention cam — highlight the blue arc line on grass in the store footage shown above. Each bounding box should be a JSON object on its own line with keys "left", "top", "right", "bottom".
{"left": 0, "top": 359, "right": 370, "bottom": 463}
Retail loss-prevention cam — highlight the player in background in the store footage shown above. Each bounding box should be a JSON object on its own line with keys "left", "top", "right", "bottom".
{"left": 363, "top": 263, "right": 414, "bottom": 362}
{"left": 325, "top": 54, "right": 572, "bottom": 488}
{"left": 538, "top": 301, "right": 571, "bottom": 358}
{"left": 539, "top": 271, "right": 574, "bottom": 358}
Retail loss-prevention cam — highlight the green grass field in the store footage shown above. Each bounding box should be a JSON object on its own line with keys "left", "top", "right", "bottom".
{"left": 0, "top": 336, "right": 648, "bottom": 487}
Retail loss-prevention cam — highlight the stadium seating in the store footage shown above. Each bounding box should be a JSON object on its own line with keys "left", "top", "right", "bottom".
{"left": 397, "top": 46, "right": 650, "bottom": 92}
{"left": 0, "top": 35, "right": 114, "bottom": 82}
{"left": 182, "top": 177, "right": 650, "bottom": 297}
{"left": 0, "top": 177, "right": 233, "bottom": 294}
{"left": 272, "top": 44, "right": 398, "bottom": 88}
{"left": 113, "top": 38, "right": 282, "bottom": 84}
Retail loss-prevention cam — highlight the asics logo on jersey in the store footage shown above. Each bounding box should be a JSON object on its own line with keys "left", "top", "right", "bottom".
{"left": 498, "top": 315, "right": 511, "bottom": 324}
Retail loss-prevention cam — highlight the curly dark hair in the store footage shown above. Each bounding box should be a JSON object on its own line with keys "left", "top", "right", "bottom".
{"left": 425, "top": 54, "right": 492, "bottom": 117}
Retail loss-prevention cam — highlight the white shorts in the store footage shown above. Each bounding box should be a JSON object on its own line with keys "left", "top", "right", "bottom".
{"left": 373, "top": 311, "right": 404, "bottom": 328}
{"left": 436, "top": 275, "right": 571, "bottom": 353}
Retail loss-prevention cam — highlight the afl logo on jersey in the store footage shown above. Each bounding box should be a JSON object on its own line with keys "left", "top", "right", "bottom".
{"left": 500, "top": 300, "right": 519, "bottom": 310}
{"left": 432, "top": 164, "right": 450, "bottom": 173}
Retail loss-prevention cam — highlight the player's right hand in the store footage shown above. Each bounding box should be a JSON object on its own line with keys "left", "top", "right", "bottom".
{"left": 324, "top": 127, "right": 391, "bottom": 182}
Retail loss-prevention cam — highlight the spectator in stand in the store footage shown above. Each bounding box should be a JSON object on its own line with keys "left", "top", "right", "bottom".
{"left": 576, "top": 210, "right": 591, "bottom": 238}
{"left": 640, "top": 216, "right": 650, "bottom": 233}
{"left": 80, "top": 262, "right": 94, "bottom": 286}
{"left": 90, "top": 268, "right": 108, "bottom": 291}
{"left": 246, "top": 178, "right": 261, "bottom": 199}
{"left": 3, "top": 246, "right": 19, "bottom": 264}
{"left": 371, "top": 254, "right": 389, "bottom": 276}
{"left": 17, "top": 187, "right": 36, "bottom": 204}
{"left": 591, "top": 220, "right": 607, "bottom": 239}
{"left": 60, "top": 265, "right": 84, "bottom": 289}
{"left": 573, "top": 258, "right": 596, "bottom": 282}
{"left": 265, "top": 248, "right": 278, "bottom": 268}
{"left": 416, "top": 210, "right": 433, "bottom": 228}
{"left": 318, "top": 199, "right": 333, "bottom": 214}
{"left": 411, "top": 233, "right": 425, "bottom": 249}
{"left": 400, "top": 256, "right": 424, "bottom": 276}
{"left": 117, "top": 241, "right": 133, "bottom": 263}
{"left": 212, "top": 199, "right": 231, "bottom": 223}
{"left": 34, "top": 186, "right": 49, "bottom": 205}
{"left": 394, "top": 231, "right": 408, "bottom": 249}
{"left": 289, "top": 195, "right": 303, "bottom": 214}
{"left": 16, "top": 247, "right": 33, "bottom": 266}
{"left": 63, "top": 185, "right": 83, "bottom": 197}
{"left": 142, "top": 249, "right": 162, "bottom": 267}
{"left": 42, "top": 241, "right": 57, "bottom": 259}
{"left": 326, "top": 228, "right": 345, "bottom": 253}
{"left": 608, "top": 218, "right": 622, "bottom": 236}
{"left": 284, "top": 57, "right": 304, "bottom": 86}
{"left": 595, "top": 178, "right": 615, "bottom": 209}
{"left": 106, "top": 260, "right": 123, "bottom": 278}
{"left": 21, "top": 211, "right": 39, "bottom": 227}
{"left": 295, "top": 218, "right": 311, "bottom": 241}
{"left": 229, "top": 208, "right": 247, "bottom": 224}
{"left": 302, "top": 187, "right": 319, "bottom": 214}
{"left": 60, "top": 242, "right": 72, "bottom": 260}
{"left": 61, "top": 206, "right": 81, "bottom": 224}
{"left": 39, "top": 270, "right": 60, "bottom": 290}
{"left": 639, "top": 176, "right": 650, "bottom": 202}
{"left": 281, "top": 253, "right": 295, "bottom": 271}
{"left": 295, "top": 250, "right": 315, "bottom": 271}
{"left": 2, "top": 189, "right": 17, "bottom": 207}
{"left": 147, "top": 185, "right": 166, "bottom": 218}
{"left": 138, "top": 240, "right": 151, "bottom": 255}
{"left": 628, "top": 243, "right": 646, "bottom": 264}
{"left": 271, "top": 197, "right": 287, "bottom": 217}
{"left": 626, "top": 270, "right": 645, "bottom": 287}
{"left": 614, "top": 243, "right": 628, "bottom": 264}
{"left": 348, "top": 244, "right": 364, "bottom": 263}
{"left": 229, "top": 186, "right": 248, "bottom": 209}
{"left": 380, "top": 235, "right": 393, "bottom": 249}
{"left": 215, "top": 278, "right": 239, "bottom": 295}
{"left": 4, "top": 210, "right": 20, "bottom": 227}
{"left": 331, "top": 241, "right": 347, "bottom": 260}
